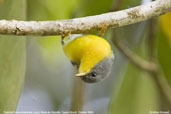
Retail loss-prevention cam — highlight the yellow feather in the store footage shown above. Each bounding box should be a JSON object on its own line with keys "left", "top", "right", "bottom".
{"left": 63, "top": 35, "right": 112, "bottom": 73}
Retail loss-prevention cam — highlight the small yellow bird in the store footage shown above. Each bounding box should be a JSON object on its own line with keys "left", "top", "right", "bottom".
{"left": 62, "top": 35, "right": 114, "bottom": 83}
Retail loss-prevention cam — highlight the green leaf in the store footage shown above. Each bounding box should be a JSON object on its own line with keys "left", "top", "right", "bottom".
{"left": 73, "top": 0, "right": 141, "bottom": 17}
{"left": 73, "top": 0, "right": 113, "bottom": 17}
{"left": 27, "top": 0, "right": 79, "bottom": 64}
{"left": 0, "top": 0, "right": 26, "bottom": 112}
{"left": 121, "top": 0, "right": 141, "bottom": 9}
{"left": 27, "top": 0, "right": 78, "bottom": 20}
{"left": 160, "top": 13, "right": 171, "bottom": 45}
{"left": 108, "top": 64, "right": 159, "bottom": 114}
{"left": 157, "top": 23, "right": 171, "bottom": 84}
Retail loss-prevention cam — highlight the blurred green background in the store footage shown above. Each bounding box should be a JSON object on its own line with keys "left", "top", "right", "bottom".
{"left": 0, "top": 0, "right": 170, "bottom": 114}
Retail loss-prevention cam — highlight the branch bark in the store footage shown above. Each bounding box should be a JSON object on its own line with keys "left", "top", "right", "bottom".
{"left": 0, "top": 0, "right": 170, "bottom": 36}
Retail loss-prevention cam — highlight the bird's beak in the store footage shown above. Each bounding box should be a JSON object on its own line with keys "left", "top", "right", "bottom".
{"left": 75, "top": 72, "right": 87, "bottom": 77}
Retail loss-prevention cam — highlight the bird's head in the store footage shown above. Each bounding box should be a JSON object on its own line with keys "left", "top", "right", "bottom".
{"left": 75, "top": 55, "right": 114, "bottom": 83}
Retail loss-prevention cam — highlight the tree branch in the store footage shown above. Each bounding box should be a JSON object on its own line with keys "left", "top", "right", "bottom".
{"left": 147, "top": 18, "right": 171, "bottom": 107}
{"left": 0, "top": 0, "right": 170, "bottom": 36}
{"left": 111, "top": 27, "right": 171, "bottom": 107}
{"left": 111, "top": 30, "right": 157, "bottom": 74}
{"left": 70, "top": 78, "right": 85, "bottom": 111}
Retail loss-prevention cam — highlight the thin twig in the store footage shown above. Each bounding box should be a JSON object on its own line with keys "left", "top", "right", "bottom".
{"left": 147, "top": 18, "right": 171, "bottom": 107}
{"left": 111, "top": 30, "right": 157, "bottom": 74}
{"left": 0, "top": 0, "right": 170, "bottom": 36}
{"left": 147, "top": 18, "right": 157, "bottom": 60}
{"left": 70, "top": 78, "right": 85, "bottom": 111}
{"left": 111, "top": 29, "right": 171, "bottom": 106}
{"left": 152, "top": 70, "right": 171, "bottom": 107}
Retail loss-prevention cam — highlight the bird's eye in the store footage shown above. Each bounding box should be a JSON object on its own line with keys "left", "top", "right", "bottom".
{"left": 91, "top": 72, "right": 97, "bottom": 77}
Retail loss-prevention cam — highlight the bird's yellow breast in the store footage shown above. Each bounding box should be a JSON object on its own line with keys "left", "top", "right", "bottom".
{"left": 63, "top": 35, "right": 112, "bottom": 73}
